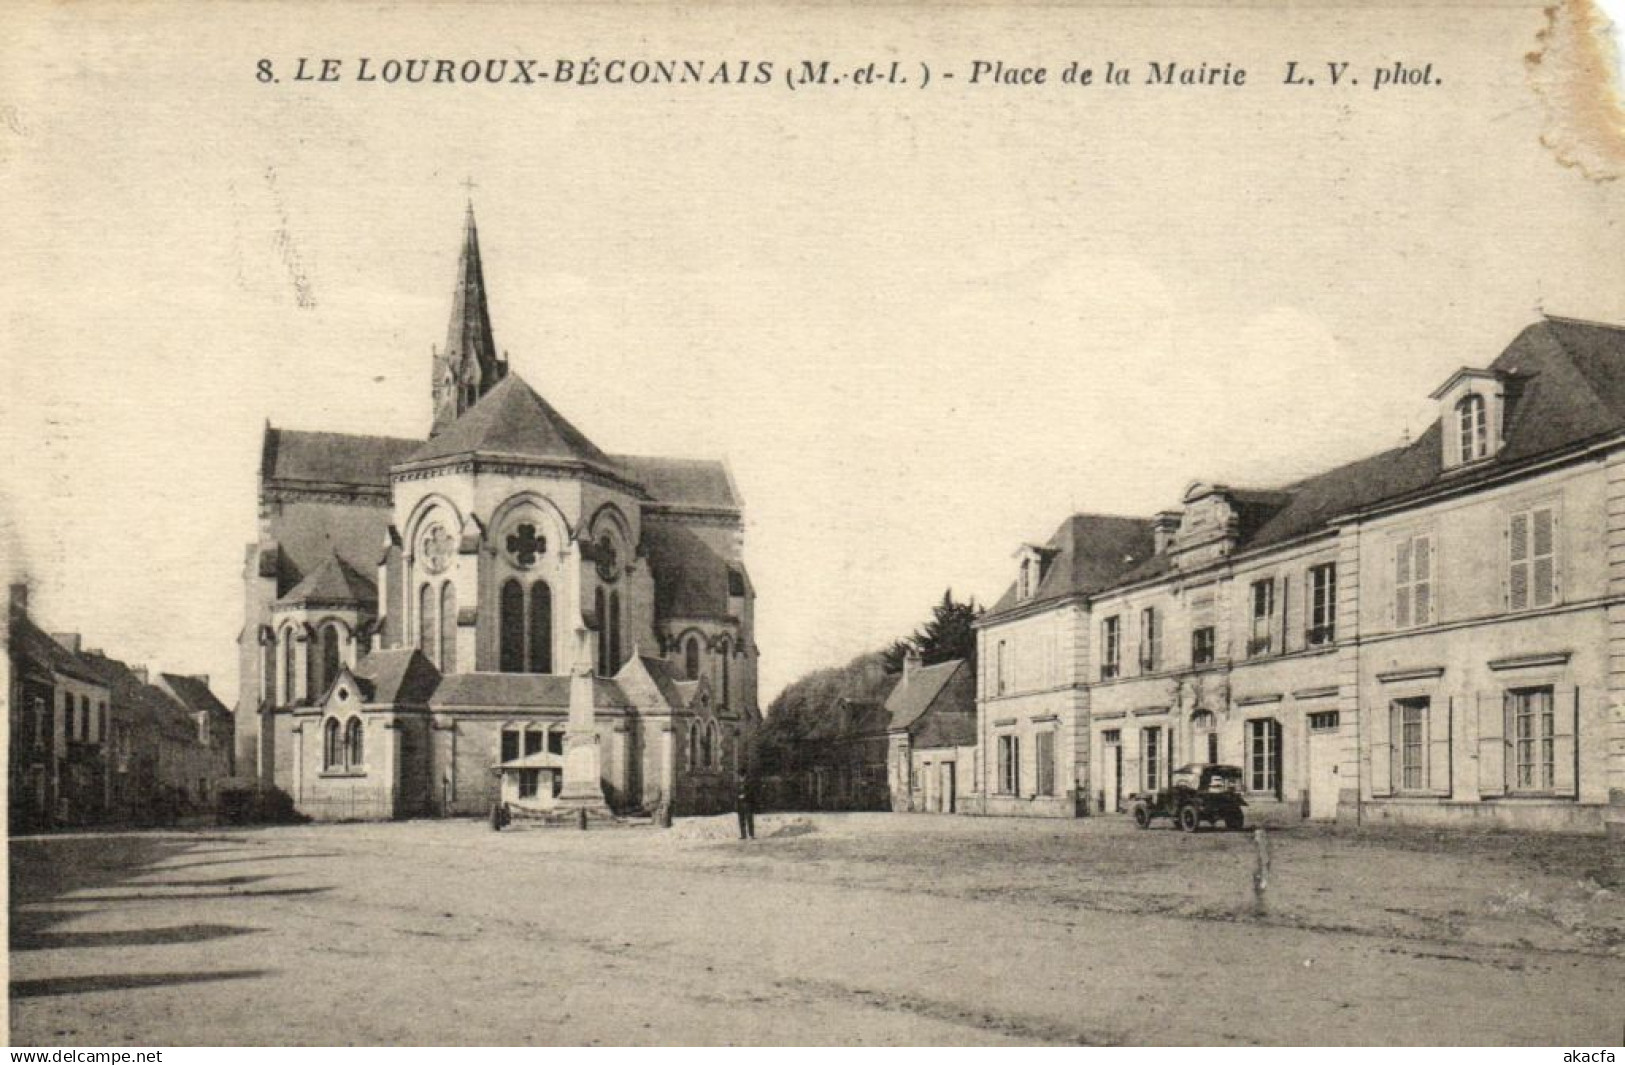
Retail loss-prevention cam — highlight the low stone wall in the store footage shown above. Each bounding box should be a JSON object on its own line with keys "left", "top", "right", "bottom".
{"left": 1359, "top": 798, "right": 1608, "bottom": 835}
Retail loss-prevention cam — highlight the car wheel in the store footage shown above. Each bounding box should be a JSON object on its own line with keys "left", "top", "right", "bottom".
{"left": 1132, "top": 804, "right": 1151, "bottom": 829}
{"left": 1177, "top": 804, "right": 1201, "bottom": 833}
{"left": 1224, "top": 811, "right": 1244, "bottom": 831}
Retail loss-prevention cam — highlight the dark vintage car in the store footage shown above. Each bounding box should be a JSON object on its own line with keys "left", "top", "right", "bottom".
{"left": 1130, "top": 763, "right": 1247, "bottom": 832}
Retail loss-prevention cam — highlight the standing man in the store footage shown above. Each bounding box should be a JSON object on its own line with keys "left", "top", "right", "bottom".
{"left": 735, "top": 775, "right": 756, "bottom": 840}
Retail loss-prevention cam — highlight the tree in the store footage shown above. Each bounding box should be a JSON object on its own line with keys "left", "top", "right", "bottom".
{"left": 882, "top": 589, "right": 983, "bottom": 673}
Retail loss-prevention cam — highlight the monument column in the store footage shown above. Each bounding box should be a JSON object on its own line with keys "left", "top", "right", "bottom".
{"left": 556, "top": 541, "right": 611, "bottom": 816}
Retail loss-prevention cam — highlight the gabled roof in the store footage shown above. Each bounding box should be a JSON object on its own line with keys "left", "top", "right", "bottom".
{"left": 618, "top": 654, "right": 687, "bottom": 709}
{"left": 615, "top": 455, "right": 740, "bottom": 512}
{"left": 76, "top": 651, "right": 201, "bottom": 744}
{"left": 9, "top": 613, "right": 107, "bottom": 686}
{"left": 350, "top": 649, "right": 441, "bottom": 705}
{"left": 641, "top": 521, "right": 744, "bottom": 621}
{"left": 278, "top": 552, "right": 377, "bottom": 608}
{"left": 985, "top": 513, "right": 1155, "bottom": 619}
{"left": 884, "top": 659, "right": 971, "bottom": 734}
{"left": 403, "top": 374, "right": 616, "bottom": 470}
{"left": 157, "top": 673, "right": 230, "bottom": 717}
{"left": 261, "top": 427, "right": 421, "bottom": 489}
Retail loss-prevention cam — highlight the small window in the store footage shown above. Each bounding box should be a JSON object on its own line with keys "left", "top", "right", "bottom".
{"left": 518, "top": 769, "right": 540, "bottom": 799}
{"left": 1247, "top": 718, "right": 1282, "bottom": 797}
{"left": 1138, "top": 607, "right": 1161, "bottom": 673}
{"left": 1457, "top": 393, "right": 1488, "bottom": 462}
{"left": 1191, "top": 626, "right": 1216, "bottom": 666}
{"left": 1248, "top": 580, "right": 1275, "bottom": 657}
{"left": 1101, "top": 729, "right": 1121, "bottom": 745}
{"left": 997, "top": 734, "right": 1021, "bottom": 795}
{"left": 548, "top": 729, "right": 564, "bottom": 756}
{"left": 523, "top": 729, "right": 544, "bottom": 757}
{"left": 345, "top": 717, "right": 364, "bottom": 768}
{"left": 1308, "top": 711, "right": 1340, "bottom": 731}
{"left": 500, "top": 728, "right": 520, "bottom": 763}
{"left": 1508, "top": 506, "right": 1557, "bottom": 611}
{"left": 1101, "top": 616, "right": 1121, "bottom": 679}
{"left": 684, "top": 637, "right": 701, "bottom": 681}
{"left": 1395, "top": 535, "right": 1434, "bottom": 628}
{"left": 323, "top": 717, "right": 342, "bottom": 770}
{"left": 1307, "top": 563, "right": 1337, "bottom": 645}
{"left": 995, "top": 641, "right": 1009, "bottom": 695}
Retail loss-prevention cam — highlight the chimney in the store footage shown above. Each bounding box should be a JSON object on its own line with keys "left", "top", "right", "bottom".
{"left": 902, "top": 647, "right": 922, "bottom": 686}
{"left": 52, "top": 632, "right": 82, "bottom": 654}
{"left": 132, "top": 666, "right": 149, "bottom": 685}
{"left": 9, "top": 582, "right": 27, "bottom": 616}
{"left": 1152, "top": 511, "right": 1182, "bottom": 555}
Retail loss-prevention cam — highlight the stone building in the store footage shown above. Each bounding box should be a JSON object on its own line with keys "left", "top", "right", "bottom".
{"left": 885, "top": 653, "right": 978, "bottom": 813}
{"left": 975, "top": 316, "right": 1625, "bottom": 835}
{"left": 235, "top": 204, "right": 760, "bottom": 820}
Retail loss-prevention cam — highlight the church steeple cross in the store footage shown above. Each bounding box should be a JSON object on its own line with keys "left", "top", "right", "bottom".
{"left": 505, "top": 523, "right": 546, "bottom": 567}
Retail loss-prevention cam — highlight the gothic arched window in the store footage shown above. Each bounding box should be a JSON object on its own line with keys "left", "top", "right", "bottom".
{"left": 688, "top": 721, "right": 700, "bottom": 769}
{"left": 607, "top": 590, "right": 622, "bottom": 674}
{"left": 282, "top": 628, "right": 297, "bottom": 705}
{"left": 499, "top": 579, "right": 525, "bottom": 674}
{"left": 528, "top": 580, "right": 552, "bottom": 673}
{"left": 684, "top": 636, "right": 700, "bottom": 681}
{"left": 1457, "top": 393, "right": 1488, "bottom": 462}
{"left": 317, "top": 624, "right": 341, "bottom": 699}
{"left": 594, "top": 587, "right": 608, "bottom": 676}
{"left": 700, "top": 719, "right": 715, "bottom": 769}
{"left": 717, "top": 637, "right": 731, "bottom": 707}
{"left": 439, "top": 581, "right": 457, "bottom": 674}
{"left": 418, "top": 583, "right": 436, "bottom": 664}
{"left": 345, "top": 717, "right": 364, "bottom": 768}
{"left": 261, "top": 638, "right": 275, "bottom": 703}
{"left": 323, "top": 717, "right": 342, "bottom": 769}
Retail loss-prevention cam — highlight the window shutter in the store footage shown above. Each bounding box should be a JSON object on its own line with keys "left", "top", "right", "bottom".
{"left": 1279, "top": 575, "right": 1291, "bottom": 651}
{"left": 1429, "top": 697, "right": 1453, "bottom": 797}
{"left": 1371, "top": 701, "right": 1393, "bottom": 796}
{"left": 1414, "top": 536, "right": 1433, "bottom": 625}
{"left": 1394, "top": 540, "right": 1412, "bottom": 628}
{"left": 1552, "top": 685, "right": 1578, "bottom": 798}
{"left": 1508, "top": 511, "right": 1530, "bottom": 611}
{"left": 1532, "top": 507, "right": 1556, "bottom": 607}
{"left": 1476, "top": 691, "right": 1506, "bottom": 798}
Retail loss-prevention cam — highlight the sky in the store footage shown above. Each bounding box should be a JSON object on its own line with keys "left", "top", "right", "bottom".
{"left": 3, "top": 1, "right": 1624, "bottom": 708}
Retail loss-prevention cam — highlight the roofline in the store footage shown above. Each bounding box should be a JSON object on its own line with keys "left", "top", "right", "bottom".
{"left": 390, "top": 452, "right": 650, "bottom": 497}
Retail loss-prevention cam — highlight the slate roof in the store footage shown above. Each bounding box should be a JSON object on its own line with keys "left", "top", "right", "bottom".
{"left": 615, "top": 455, "right": 740, "bottom": 512}
{"left": 261, "top": 427, "right": 420, "bottom": 489}
{"left": 9, "top": 613, "right": 107, "bottom": 686}
{"left": 428, "top": 672, "right": 634, "bottom": 710}
{"left": 641, "top": 521, "right": 747, "bottom": 621}
{"left": 884, "top": 659, "right": 970, "bottom": 734}
{"left": 493, "top": 751, "right": 565, "bottom": 770}
{"left": 988, "top": 316, "right": 1625, "bottom": 611}
{"left": 77, "top": 652, "right": 200, "bottom": 744}
{"left": 350, "top": 649, "right": 441, "bottom": 705}
{"left": 278, "top": 552, "right": 377, "bottom": 608}
{"left": 985, "top": 514, "right": 1156, "bottom": 619}
{"left": 157, "top": 673, "right": 230, "bottom": 717}
{"left": 403, "top": 374, "right": 616, "bottom": 471}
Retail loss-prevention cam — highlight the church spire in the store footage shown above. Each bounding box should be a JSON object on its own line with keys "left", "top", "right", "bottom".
{"left": 431, "top": 198, "right": 508, "bottom": 436}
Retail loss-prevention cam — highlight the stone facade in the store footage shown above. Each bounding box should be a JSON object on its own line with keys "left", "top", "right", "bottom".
{"left": 976, "top": 317, "right": 1625, "bottom": 835}
{"left": 236, "top": 205, "right": 759, "bottom": 821}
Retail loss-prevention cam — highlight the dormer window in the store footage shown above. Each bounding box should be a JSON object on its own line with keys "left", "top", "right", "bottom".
{"left": 1457, "top": 394, "right": 1487, "bottom": 462}
{"left": 1019, "top": 559, "right": 1033, "bottom": 600}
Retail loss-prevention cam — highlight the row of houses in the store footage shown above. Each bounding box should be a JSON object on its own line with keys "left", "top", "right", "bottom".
{"left": 798, "top": 316, "right": 1625, "bottom": 837}
{"left": 8, "top": 583, "right": 235, "bottom": 831}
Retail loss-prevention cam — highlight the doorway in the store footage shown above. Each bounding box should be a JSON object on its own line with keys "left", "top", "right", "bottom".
{"left": 1307, "top": 712, "right": 1340, "bottom": 820}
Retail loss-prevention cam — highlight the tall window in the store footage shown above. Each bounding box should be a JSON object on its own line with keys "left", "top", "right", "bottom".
{"left": 1247, "top": 718, "right": 1281, "bottom": 796}
{"left": 1249, "top": 579, "right": 1275, "bottom": 657}
{"left": 418, "top": 583, "right": 436, "bottom": 663}
{"left": 1510, "top": 686, "right": 1555, "bottom": 792}
{"left": 1191, "top": 709, "right": 1218, "bottom": 763}
{"left": 323, "top": 717, "right": 342, "bottom": 769}
{"left": 1508, "top": 506, "right": 1557, "bottom": 611}
{"left": 1308, "top": 563, "right": 1337, "bottom": 645}
{"left": 997, "top": 734, "right": 1020, "bottom": 795}
{"left": 718, "top": 637, "right": 731, "bottom": 706}
{"left": 500, "top": 728, "right": 520, "bottom": 763}
{"left": 1142, "top": 726, "right": 1162, "bottom": 790}
{"left": 527, "top": 581, "right": 551, "bottom": 674}
{"left": 684, "top": 636, "right": 701, "bottom": 681}
{"left": 439, "top": 582, "right": 457, "bottom": 674}
{"left": 1019, "top": 559, "right": 1032, "bottom": 600}
{"left": 1457, "top": 393, "right": 1488, "bottom": 462}
{"left": 1139, "top": 607, "right": 1161, "bottom": 672}
{"left": 1192, "top": 626, "right": 1216, "bottom": 666}
{"left": 80, "top": 696, "right": 91, "bottom": 742}
{"left": 1394, "top": 697, "right": 1429, "bottom": 792}
{"left": 261, "top": 639, "right": 276, "bottom": 703}
{"left": 594, "top": 587, "right": 608, "bottom": 675}
{"left": 1101, "top": 616, "right": 1121, "bottom": 679}
{"left": 995, "top": 640, "right": 1009, "bottom": 695}
{"left": 282, "top": 629, "right": 297, "bottom": 705}
{"left": 1395, "top": 534, "right": 1434, "bottom": 628}
{"left": 500, "top": 579, "right": 525, "bottom": 673}
{"left": 1035, "top": 730, "right": 1056, "bottom": 796}
{"left": 607, "top": 590, "right": 622, "bottom": 673}
{"left": 524, "top": 728, "right": 544, "bottom": 757}
{"left": 345, "top": 717, "right": 364, "bottom": 768}
{"left": 317, "top": 625, "right": 341, "bottom": 697}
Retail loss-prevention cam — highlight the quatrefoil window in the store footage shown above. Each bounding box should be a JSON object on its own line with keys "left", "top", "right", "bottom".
{"left": 421, "top": 524, "right": 455, "bottom": 575}
{"left": 505, "top": 523, "right": 547, "bottom": 568}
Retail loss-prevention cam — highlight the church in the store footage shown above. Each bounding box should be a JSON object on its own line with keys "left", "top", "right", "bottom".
{"left": 235, "top": 204, "right": 759, "bottom": 820}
